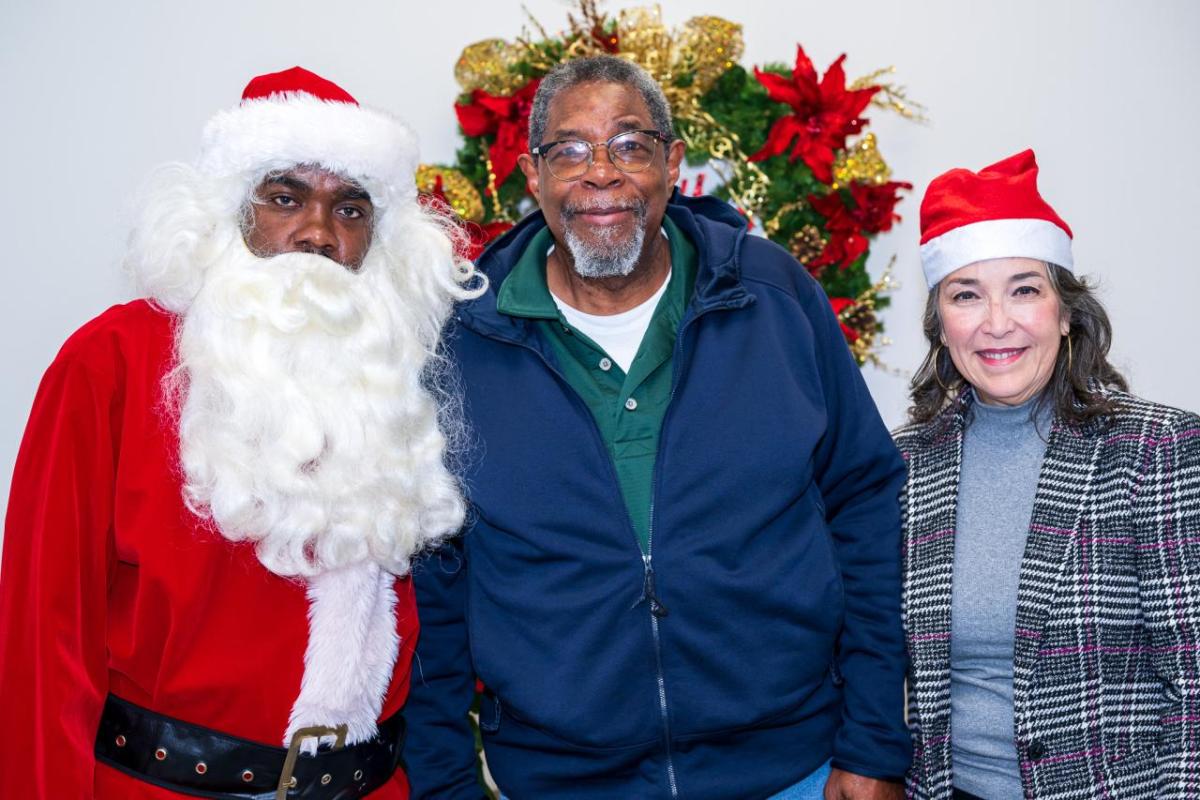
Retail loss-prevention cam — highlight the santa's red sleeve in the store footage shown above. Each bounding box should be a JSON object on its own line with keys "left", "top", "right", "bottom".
{"left": 0, "top": 350, "right": 118, "bottom": 798}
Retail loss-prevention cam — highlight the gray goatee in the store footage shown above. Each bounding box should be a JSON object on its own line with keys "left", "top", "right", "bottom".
{"left": 561, "top": 198, "right": 648, "bottom": 279}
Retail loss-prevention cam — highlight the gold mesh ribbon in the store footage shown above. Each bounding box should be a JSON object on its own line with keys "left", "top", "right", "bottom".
{"left": 455, "top": 39, "right": 525, "bottom": 96}
{"left": 416, "top": 165, "right": 486, "bottom": 223}
{"left": 832, "top": 134, "right": 891, "bottom": 189}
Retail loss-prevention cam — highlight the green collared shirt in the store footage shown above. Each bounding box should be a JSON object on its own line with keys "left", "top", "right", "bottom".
{"left": 495, "top": 217, "right": 697, "bottom": 552}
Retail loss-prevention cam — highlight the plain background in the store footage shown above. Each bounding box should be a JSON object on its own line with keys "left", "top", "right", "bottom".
{"left": 2, "top": 0, "right": 1198, "bottom": 532}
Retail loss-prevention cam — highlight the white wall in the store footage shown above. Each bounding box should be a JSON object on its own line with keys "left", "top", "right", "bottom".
{"left": 2, "top": 0, "right": 1198, "bottom": 522}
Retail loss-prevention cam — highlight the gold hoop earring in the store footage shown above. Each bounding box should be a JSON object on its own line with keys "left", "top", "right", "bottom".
{"left": 933, "top": 344, "right": 949, "bottom": 392}
{"left": 1065, "top": 334, "right": 1073, "bottom": 373}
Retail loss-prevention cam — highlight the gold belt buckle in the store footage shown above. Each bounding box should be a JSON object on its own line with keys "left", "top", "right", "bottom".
{"left": 276, "top": 724, "right": 348, "bottom": 800}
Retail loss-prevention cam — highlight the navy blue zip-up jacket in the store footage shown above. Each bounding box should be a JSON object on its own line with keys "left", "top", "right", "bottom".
{"left": 406, "top": 194, "right": 911, "bottom": 799}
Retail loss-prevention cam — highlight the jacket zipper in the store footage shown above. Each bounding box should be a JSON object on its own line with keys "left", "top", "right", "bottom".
{"left": 469, "top": 291, "right": 747, "bottom": 799}
{"left": 643, "top": 550, "right": 677, "bottom": 797}
{"left": 636, "top": 298, "right": 741, "bottom": 798}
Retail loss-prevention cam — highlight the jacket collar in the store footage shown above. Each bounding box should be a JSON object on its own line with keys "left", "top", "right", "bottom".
{"left": 907, "top": 387, "right": 1107, "bottom": 697}
{"left": 457, "top": 191, "right": 752, "bottom": 344}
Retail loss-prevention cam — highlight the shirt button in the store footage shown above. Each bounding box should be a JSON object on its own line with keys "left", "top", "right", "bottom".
{"left": 624, "top": 397, "right": 638, "bottom": 411}
{"left": 599, "top": 357, "right": 612, "bottom": 371}
{"left": 1027, "top": 739, "right": 1046, "bottom": 760}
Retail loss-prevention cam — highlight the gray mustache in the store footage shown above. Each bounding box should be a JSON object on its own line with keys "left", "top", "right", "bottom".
{"left": 561, "top": 198, "right": 648, "bottom": 218}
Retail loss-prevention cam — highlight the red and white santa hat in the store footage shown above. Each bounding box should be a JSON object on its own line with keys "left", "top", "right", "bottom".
{"left": 918, "top": 149, "right": 1073, "bottom": 289}
{"left": 197, "top": 66, "right": 418, "bottom": 211}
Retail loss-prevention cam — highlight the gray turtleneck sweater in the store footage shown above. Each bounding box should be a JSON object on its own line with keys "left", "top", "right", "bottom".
{"left": 950, "top": 398, "right": 1052, "bottom": 800}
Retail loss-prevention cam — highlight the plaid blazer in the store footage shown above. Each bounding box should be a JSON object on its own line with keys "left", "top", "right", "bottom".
{"left": 894, "top": 390, "right": 1200, "bottom": 799}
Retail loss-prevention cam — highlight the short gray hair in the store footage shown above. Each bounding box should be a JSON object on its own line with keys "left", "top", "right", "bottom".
{"left": 528, "top": 55, "right": 674, "bottom": 151}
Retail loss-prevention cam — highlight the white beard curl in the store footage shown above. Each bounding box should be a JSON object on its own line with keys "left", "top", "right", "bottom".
{"left": 173, "top": 237, "right": 468, "bottom": 579}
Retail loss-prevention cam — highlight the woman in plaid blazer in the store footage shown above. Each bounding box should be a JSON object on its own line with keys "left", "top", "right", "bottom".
{"left": 895, "top": 151, "right": 1200, "bottom": 799}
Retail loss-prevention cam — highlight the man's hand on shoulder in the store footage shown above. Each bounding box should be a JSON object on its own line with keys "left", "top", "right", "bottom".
{"left": 823, "top": 768, "right": 904, "bottom": 800}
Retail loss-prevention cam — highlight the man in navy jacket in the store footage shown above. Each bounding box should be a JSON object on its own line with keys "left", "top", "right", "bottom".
{"left": 405, "top": 55, "right": 910, "bottom": 800}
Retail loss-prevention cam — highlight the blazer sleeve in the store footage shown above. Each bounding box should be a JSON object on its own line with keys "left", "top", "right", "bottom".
{"left": 803, "top": 279, "right": 912, "bottom": 781}
{"left": 1131, "top": 412, "right": 1200, "bottom": 798}
{"left": 896, "top": 458, "right": 930, "bottom": 794}
{"left": 0, "top": 355, "right": 116, "bottom": 799}
{"left": 405, "top": 535, "right": 489, "bottom": 799}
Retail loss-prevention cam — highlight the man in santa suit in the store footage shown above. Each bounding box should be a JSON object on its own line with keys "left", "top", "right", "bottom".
{"left": 0, "top": 66, "right": 483, "bottom": 799}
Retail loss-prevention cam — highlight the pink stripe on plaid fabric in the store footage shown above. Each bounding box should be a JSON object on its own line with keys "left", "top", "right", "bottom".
{"left": 1029, "top": 523, "right": 1135, "bottom": 545}
{"left": 1038, "top": 643, "right": 1200, "bottom": 657}
{"left": 1161, "top": 714, "right": 1200, "bottom": 724}
{"left": 904, "top": 529, "right": 954, "bottom": 550}
{"left": 1031, "top": 745, "right": 1107, "bottom": 766}
{"left": 1104, "top": 428, "right": 1200, "bottom": 447}
{"left": 1136, "top": 535, "right": 1200, "bottom": 550}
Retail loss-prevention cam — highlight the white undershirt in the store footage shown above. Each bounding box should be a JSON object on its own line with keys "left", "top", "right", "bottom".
{"left": 551, "top": 270, "right": 671, "bottom": 374}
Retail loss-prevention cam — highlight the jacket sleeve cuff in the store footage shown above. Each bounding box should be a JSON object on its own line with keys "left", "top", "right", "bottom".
{"left": 829, "top": 757, "right": 906, "bottom": 783}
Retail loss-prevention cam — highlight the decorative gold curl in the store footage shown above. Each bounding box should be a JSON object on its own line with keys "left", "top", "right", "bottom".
{"left": 762, "top": 199, "right": 808, "bottom": 239}
{"left": 416, "top": 165, "right": 485, "bottom": 223}
{"left": 851, "top": 67, "right": 929, "bottom": 123}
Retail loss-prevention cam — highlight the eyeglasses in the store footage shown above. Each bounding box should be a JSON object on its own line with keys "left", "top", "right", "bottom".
{"left": 531, "top": 129, "right": 672, "bottom": 181}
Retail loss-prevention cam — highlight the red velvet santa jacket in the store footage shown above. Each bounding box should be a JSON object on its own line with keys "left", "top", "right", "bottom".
{"left": 0, "top": 300, "right": 417, "bottom": 799}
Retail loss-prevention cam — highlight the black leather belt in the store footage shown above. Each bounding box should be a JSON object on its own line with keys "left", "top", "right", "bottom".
{"left": 94, "top": 694, "right": 405, "bottom": 799}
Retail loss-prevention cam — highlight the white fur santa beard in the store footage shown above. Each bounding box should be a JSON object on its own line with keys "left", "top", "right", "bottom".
{"left": 173, "top": 241, "right": 466, "bottom": 744}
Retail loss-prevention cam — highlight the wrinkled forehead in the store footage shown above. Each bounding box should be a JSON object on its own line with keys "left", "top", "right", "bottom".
{"left": 544, "top": 80, "right": 654, "bottom": 138}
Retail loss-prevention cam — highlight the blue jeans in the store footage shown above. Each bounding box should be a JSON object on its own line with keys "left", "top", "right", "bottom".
{"left": 766, "top": 759, "right": 833, "bottom": 800}
{"left": 500, "top": 759, "right": 832, "bottom": 800}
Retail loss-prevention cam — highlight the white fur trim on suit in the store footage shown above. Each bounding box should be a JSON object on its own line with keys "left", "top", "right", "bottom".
{"left": 285, "top": 562, "right": 400, "bottom": 749}
{"left": 198, "top": 93, "right": 418, "bottom": 212}
{"left": 920, "top": 218, "right": 1074, "bottom": 288}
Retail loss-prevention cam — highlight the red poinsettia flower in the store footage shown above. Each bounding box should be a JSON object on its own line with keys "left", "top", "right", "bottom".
{"left": 748, "top": 45, "right": 879, "bottom": 184}
{"left": 805, "top": 180, "right": 911, "bottom": 270}
{"left": 455, "top": 79, "right": 542, "bottom": 193}
{"left": 827, "top": 297, "right": 860, "bottom": 342}
{"left": 847, "top": 181, "right": 913, "bottom": 234}
{"left": 806, "top": 190, "right": 866, "bottom": 271}
{"left": 807, "top": 229, "right": 869, "bottom": 273}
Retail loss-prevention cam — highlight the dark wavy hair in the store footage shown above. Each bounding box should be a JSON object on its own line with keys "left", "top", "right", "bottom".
{"left": 907, "top": 264, "right": 1128, "bottom": 426}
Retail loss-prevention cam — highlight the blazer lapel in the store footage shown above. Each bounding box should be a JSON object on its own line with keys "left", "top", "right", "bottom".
{"left": 1012, "top": 418, "right": 1104, "bottom": 699}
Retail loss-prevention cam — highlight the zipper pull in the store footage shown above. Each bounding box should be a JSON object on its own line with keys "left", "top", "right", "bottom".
{"left": 633, "top": 554, "right": 669, "bottom": 618}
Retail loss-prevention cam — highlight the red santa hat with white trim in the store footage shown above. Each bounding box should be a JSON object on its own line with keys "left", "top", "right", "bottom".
{"left": 918, "top": 149, "right": 1073, "bottom": 289}
{"left": 197, "top": 66, "right": 418, "bottom": 211}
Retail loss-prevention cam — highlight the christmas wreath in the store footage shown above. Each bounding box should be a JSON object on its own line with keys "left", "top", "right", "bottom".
{"left": 420, "top": 0, "right": 923, "bottom": 366}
